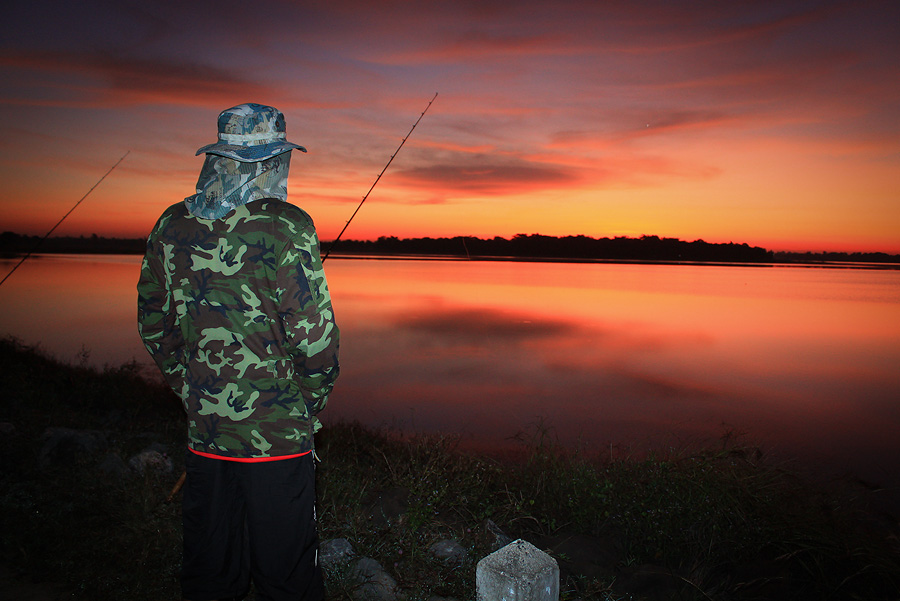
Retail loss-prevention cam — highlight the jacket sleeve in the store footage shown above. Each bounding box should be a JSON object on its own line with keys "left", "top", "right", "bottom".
{"left": 136, "top": 218, "right": 187, "bottom": 397}
{"left": 277, "top": 221, "right": 340, "bottom": 416}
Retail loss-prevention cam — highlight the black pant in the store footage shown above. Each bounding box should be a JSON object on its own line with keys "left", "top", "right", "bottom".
{"left": 181, "top": 451, "right": 323, "bottom": 601}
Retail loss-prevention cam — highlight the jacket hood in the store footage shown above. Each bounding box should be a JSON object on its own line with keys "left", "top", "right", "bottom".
{"left": 185, "top": 152, "right": 291, "bottom": 219}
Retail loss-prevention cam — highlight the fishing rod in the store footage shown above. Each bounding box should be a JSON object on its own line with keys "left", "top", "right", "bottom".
{"left": 321, "top": 92, "right": 438, "bottom": 261}
{"left": 0, "top": 150, "right": 131, "bottom": 288}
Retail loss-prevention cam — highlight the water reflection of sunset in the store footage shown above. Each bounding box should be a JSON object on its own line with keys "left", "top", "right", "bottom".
{"left": 2, "top": 256, "right": 898, "bottom": 490}
{"left": 323, "top": 259, "right": 900, "bottom": 481}
{"left": 1, "top": 256, "right": 144, "bottom": 366}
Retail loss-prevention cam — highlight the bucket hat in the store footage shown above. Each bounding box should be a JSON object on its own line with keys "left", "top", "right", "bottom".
{"left": 195, "top": 103, "right": 307, "bottom": 162}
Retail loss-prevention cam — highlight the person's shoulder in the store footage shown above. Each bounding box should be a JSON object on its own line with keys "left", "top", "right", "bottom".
{"left": 160, "top": 201, "right": 190, "bottom": 219}
{"left": 150, "top": 201, "right": 190, "bottom": 235}
{"left": 259, "top": 199, "right": 315, "bottom": 229}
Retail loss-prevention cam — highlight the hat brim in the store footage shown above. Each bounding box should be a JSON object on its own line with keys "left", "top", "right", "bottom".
{"left": 195, "top": 140, "right": 307, "bottom": 162}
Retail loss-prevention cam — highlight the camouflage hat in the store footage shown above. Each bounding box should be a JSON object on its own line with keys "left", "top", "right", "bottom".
{"left": 195, "top": 103, "right": 307, "bottom": 162}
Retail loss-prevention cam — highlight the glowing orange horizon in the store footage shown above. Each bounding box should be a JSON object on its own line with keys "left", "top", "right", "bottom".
{"left": 3, "top": 168, "right": 897, "bottom": 255}
{"left": 1, "top": 2, "right": 897, "bottom": 256}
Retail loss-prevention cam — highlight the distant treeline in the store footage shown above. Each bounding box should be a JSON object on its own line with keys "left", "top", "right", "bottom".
{"left": 772, "top": 250, "right": 900, "bottom": 264}
{"left": 331, "top": 234, "right": 777, "bottom": 263}
{"left": 0, "top": 232, "right": 146, "bottom": 255}
{"left": 334, "top": 235, "right": 900, "bottom": 264}
{"left": 2, "top": 231, "right": 898, "bottom": 264}
{"left": 332, "top": 234, "right": 900, "bottom": 264}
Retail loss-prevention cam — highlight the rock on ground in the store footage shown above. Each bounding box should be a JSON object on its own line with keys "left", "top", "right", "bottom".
{"left": 350, "top": 557, "right": 399, "bottom": 601}
{"left": 320, "top": 538, "right": 356, "bottom": 572}
{"left": 428, "top": 539, "right": 468, "bottom": 565}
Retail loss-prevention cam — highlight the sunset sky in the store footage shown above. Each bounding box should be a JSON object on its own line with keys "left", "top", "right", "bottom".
{"left": 1, "top": 0, "right": 898, "bottom": 253}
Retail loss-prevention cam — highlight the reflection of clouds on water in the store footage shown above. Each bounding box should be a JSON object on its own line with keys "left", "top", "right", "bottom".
{"left": 396, "top": 306, "right": 576, "bottom": 341}
{"left": 329, "top": 300, "right": 734, "bottom": 452}
{"left": 3, "top": 256, "right": 899, "bottom": 492}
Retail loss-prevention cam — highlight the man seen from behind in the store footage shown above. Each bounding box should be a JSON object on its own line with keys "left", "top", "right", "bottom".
{"left": 137, "top": 103, "right": 340, "bottom": 601}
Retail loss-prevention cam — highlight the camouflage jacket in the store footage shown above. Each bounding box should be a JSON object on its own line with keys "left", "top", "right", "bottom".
{"left": 137, "top": 198, "right": 340, "bottom": 460}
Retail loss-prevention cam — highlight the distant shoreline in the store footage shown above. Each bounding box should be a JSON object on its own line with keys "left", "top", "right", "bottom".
{"left": 2, "top": 231, "right": 899, "bottom": 267}
{"left": 322, "top": 252, "right": 900, "bottom": 270}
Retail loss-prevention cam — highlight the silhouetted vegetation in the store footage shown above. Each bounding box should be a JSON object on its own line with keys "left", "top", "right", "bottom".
{"left": 331, "top": 233, "right": 775, "bottom": 263}
{"left": 0, "top": 231, "right": 146, "bottom": 255}
{"left": 773, "top": 250, "right": 900, "bottom": 265}
{"left": 3, "top": 337, "right": 900, "bottom": 600}
{"left": 3, "top": 231, "right": 899, "bottom": 265}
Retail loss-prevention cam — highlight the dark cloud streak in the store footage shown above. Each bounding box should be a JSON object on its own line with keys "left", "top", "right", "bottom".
{"left": 0, "top": 51, "right": 270, "bottom": 107}
{"left": 395, "top": 155, "right": 578, "bottom": 195}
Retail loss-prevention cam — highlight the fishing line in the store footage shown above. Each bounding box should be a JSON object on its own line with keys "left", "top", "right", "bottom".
{"left": 322, "top": 92, "right": 437, "bottom": 261}
{"left": 0, "top": 150, "right": 131, "bottom": 287}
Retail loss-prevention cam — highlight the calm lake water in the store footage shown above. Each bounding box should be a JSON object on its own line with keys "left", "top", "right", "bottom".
{"left": 2, "top": 254, "right": 899, "bottom": 490}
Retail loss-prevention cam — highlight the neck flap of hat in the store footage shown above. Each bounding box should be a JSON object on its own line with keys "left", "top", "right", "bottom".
{"left": 184, "top": 152, "right": 291, "bottom": 219}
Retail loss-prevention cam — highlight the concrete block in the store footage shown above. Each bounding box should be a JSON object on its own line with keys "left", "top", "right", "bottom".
{"left": 476, "top": 539, "right": 559, "bottom": 601}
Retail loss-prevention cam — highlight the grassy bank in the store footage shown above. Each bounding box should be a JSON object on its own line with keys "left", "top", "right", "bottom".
{"left": 1, "top": 337, "right": 898, "bottom": 600}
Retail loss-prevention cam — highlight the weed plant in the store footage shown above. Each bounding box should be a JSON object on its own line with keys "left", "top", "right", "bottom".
{"left": 1, "top": 337, "right": 898, "bottom": 600}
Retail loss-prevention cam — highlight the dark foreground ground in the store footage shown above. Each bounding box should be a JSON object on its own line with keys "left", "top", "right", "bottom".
{"left": 1, "top": 336, "right": 898, "bottom": 601}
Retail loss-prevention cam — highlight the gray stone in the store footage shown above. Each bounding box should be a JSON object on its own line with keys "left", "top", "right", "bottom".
{"left": 320, "top": 538, "right": 356, "bottom": 571}
{"left": 484, "top": 518, "right": 513, "bottom": 551}
{"left": 350, "top": 557, "right": 399, "bottom": 601}
{"left": 429, "top": 539, "right": 467, "bottom": 565}
{"left": 128, "top": 449, "right": 173, "bottom": 475}
{"left": 476, "top": 539, "right": 559, "bottom": 601}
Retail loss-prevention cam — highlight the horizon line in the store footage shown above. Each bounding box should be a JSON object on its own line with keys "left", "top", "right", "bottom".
{"left": 2, "top": 230, "right": 899, "bottom": 259}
